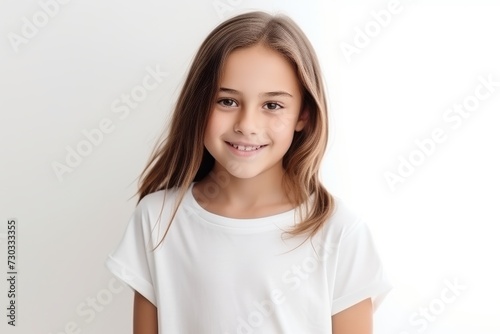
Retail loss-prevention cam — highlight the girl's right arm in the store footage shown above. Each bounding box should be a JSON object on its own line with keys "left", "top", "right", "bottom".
{"left": 133, "top": 290, "right": 158, "bottom": 334}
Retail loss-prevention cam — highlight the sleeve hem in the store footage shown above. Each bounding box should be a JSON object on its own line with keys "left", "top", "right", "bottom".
{"left": 331, "top": 281, "right": 393, "bottom": 316}
{"left": 105, "top": 254, "right": 157, "bottom": 307}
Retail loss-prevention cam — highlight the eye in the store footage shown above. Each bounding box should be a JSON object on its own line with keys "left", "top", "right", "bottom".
{"left": 263, "top": 102, "right": 283, "bottom": 111}
{"left": 217, "top": 98, "right": 237, "bottom": 108}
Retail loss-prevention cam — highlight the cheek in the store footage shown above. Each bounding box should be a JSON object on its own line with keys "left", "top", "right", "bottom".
{"left": 204, "top": 114, "right": 217, "bottom": 139}
{"left": 267, "top": 114, "right": 299, "bottom": 142}
{"left": 204, "top": 113, "right": 226, "bottom": 147}
{"left": 283, "top": 130, "right": 296, "bottom": 150}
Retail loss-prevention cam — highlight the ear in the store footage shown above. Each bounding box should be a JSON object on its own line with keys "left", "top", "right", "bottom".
{"left": 295, "top": 107, "right": 309, "bottom": 132}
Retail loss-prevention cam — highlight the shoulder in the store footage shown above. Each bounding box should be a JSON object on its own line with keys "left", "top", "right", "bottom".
{"left": 138, "top": 190, "right": 166, "bottom": 208}
{"left": 328, "top": 195, "right": 364, "bottom": 232}
{"left": 311, "top": 195, "right": 369, "bottom": 246}
{"left": 136, "top": 187, "right": 183, "bottom": 214}
{"left": 131, "top": 187, "right": 188, "bottom": 231}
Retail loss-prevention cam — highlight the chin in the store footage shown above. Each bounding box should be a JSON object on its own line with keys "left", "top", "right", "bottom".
{"left": 225, "top": 168, "right": 261, "bottom": 180}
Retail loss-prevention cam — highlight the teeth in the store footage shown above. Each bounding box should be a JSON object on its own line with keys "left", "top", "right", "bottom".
{"left": 230, "top": 143, "right": 262, "bottom": 151}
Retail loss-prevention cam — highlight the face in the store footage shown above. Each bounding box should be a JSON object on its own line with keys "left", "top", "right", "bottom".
{"left": 204, "top": 43, "right": 307, "bottom": 180}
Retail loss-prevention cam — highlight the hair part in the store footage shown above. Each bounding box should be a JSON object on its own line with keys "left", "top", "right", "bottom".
{"left": 136, "top": 10, "right": 334, "bottom": 250}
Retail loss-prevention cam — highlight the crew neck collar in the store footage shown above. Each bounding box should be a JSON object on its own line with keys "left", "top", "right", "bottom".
{"left": 186, "top": 182, "right": 300, "bottom": 230}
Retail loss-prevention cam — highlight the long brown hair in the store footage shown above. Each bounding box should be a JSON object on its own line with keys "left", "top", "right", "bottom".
{"left": 136, "top": 11, "right": 334, "bottom": 249}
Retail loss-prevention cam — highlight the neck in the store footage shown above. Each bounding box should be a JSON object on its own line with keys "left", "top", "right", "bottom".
{"left": 193, "top": 162, "right": 294, "bottom": 218}
{"left": 220, "top": 162, "right": 286, "bottom": 206}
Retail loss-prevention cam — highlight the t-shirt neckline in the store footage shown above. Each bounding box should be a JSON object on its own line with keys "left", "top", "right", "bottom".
{"left": 186, "top": 182, "right": 298, "bottom": 230}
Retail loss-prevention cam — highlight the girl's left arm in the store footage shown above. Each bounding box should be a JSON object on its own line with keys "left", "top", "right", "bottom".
{"left": 331, "top": 298, "right": 373, "bottom": 334}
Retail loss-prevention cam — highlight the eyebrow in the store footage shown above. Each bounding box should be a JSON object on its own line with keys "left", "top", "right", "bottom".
{"left": 219, "top": 87, "right": 293, "bottom": 98}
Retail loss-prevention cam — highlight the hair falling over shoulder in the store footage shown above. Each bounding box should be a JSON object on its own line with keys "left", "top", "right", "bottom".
{"left": 135, "top": 10, "right": 334, "bottom": 249}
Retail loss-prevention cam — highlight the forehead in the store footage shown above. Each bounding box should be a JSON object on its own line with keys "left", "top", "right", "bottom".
{"left": 219, "top": 44, "right": 301, "bottom": 97}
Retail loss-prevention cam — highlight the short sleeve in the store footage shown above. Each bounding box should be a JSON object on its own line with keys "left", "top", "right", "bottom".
{"left": 330, "top": 218, "right": 392, "bottom": 315}
{"left": 105, "top": 200, "right": 157, "bottom": 306}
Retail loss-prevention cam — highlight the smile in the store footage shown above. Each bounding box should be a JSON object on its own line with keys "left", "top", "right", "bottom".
{"left": 226, "top": 142, "right": 267, "bottom": 152}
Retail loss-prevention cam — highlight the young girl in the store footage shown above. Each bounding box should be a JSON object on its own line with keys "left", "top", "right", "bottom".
{"left": 106, "top": 10, "right": 392, "bottom": 334}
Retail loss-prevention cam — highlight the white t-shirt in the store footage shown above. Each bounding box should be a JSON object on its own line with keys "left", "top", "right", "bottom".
{"left": 105, "top": 183, "right": 392, "bottom": 333}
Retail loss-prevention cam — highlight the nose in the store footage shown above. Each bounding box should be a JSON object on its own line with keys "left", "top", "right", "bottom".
{"left": 233, "top": 107, "right": 258, "bottom": 135}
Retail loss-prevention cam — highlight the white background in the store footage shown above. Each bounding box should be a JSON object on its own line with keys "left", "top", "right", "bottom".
{"left": 1, "top": 0, "right": 499, "bottom": 333}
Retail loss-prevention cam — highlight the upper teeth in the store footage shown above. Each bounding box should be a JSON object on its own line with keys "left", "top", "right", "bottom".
{"left": 230, "top": 143, "right": 262, "bottom": 151}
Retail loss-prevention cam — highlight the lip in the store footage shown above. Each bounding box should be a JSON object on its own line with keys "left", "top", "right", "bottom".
{"left": 224, "top": 141, "right": 268, "bottom": 157}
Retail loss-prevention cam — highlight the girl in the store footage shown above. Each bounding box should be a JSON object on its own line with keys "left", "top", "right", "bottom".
{"left": 106, "top": 10, "right": 392, "bottom": 334}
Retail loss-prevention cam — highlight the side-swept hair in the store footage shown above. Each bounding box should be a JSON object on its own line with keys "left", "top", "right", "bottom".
{"left": 136, "top": 10, "right": 334, "bottom": 249}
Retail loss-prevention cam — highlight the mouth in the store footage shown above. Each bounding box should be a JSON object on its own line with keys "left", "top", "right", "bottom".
{"left": 225, "top": 141, "right": 267, "bottom": 152}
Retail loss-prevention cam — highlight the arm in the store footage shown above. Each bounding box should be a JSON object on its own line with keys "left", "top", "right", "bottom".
{"left": 133, "top": 290, "right": 158, "bottom": 334}
{"left": 331, "top": 298, "right": 373, "bottom": 334}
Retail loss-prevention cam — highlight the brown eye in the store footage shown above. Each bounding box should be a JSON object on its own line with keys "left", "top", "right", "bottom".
{"left": 218, "top": 99, "right": 237, "bottom": 107}
{"left": 264, "top": 102, "right": 283, "bottom": 110}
